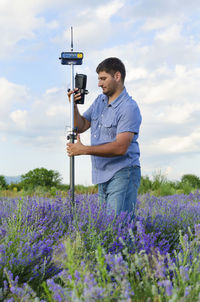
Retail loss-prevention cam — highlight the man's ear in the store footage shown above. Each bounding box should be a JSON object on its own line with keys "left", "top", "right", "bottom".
{"left": 114, "top": 71, "right": 122, "bottom": 82}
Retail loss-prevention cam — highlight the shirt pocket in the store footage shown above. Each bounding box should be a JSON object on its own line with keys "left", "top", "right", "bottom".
{"left": 101, "top": 117, "right": 117, "bottom": 140}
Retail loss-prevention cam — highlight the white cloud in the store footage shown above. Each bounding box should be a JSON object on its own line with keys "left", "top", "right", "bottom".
{"left": 0, "top": 121, "right": 6, "bottom": 131}
{"left": 155, "top": 24, "right": 182, "bottom": 43}
{"left": 58, "top": 0, "right": 124, "bottom": 50}
{"left": 122, "top": 0, "right": 200, "bottom": 31}
{"left": 126, "top": 67, "right": 148, "bottom": 81}
{"left": 0, "top": 77, "right": 29, "bottom": 116}
{"left": 130, "top": 64, "right": 200, "bottom": 106}
{"left": 157, "top": 103, "right": 199, "bottom": 124}
{"left": 151, "top": 129, "right": 200, "bottom": 154}
{"left": 95, "top": 0, "right": 123, "bottom": 20}
{"left": 10, "top": 109, "right": 28, "bottom": 128}
{"left": 0, "top": 76, "right": 69, "bottom": 148}
{"left": 46, "top": 104, "right": 67, "bottom": 117}
{"left": 142, "top": 16, "right": 179, "bottom": 31}
{"left": 0, "top": 135, "right": 6, "bottom": 142}
{"left": 0, "top": 0, "right": 61, "bottom": 58}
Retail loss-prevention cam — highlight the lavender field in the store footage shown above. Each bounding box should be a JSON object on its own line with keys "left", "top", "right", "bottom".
{"left": 1, "top": 191, "right": 200, "bottom": 301}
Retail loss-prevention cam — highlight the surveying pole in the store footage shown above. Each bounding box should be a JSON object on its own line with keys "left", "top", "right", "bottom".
{"left": 59, "top": 27, "right": 84, "bottom": 204}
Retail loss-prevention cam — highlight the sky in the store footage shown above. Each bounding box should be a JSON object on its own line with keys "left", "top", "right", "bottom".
{"left": 1, "top": 0, "right": 200, "bottom": 185}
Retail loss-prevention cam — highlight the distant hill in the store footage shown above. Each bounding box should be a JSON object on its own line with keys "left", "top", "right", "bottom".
{"left": 4, "top": 176, "right": 22, "bottom": 184}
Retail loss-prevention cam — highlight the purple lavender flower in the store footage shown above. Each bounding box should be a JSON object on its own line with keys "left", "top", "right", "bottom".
{"left": 158, "top": 280, "right": 173, "bottom": 296}
{"left": 185, "top": 286, "right": 191, "bottom": 297}
{"left": 1, "top": 190, "right": 200, "bottom": 301}
{"left": 179, "top": 266, "right": 189, "bottom": 282}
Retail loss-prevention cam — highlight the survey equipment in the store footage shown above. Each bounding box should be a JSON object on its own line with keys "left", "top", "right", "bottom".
{"left": 59, "top": 27, "right": 88, "bottom": 204}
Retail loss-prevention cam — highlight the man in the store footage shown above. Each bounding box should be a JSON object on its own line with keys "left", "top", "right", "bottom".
{"left": 67, "top": 57, "right": 142, "bottom": 217}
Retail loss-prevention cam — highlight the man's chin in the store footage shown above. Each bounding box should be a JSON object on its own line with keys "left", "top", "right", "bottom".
{"left": 103, "top": 90, "right": 112, "bottom": 97}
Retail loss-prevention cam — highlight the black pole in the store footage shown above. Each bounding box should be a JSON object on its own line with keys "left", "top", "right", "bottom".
{"left": 70, "top": 27, "right": 75, "bottom": 205}
{"left": 70, "top": 136, "right": 75, "bottom": 205}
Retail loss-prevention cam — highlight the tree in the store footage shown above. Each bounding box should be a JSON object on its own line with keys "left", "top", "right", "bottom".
{"left": 0, "top": 175, "right": 7, "bottom": 189}
{"left": 21, "top": 168, "right": 62, "bottom": 189}
{"left": 181, "top": 174, "right": 200, "bottom": 189}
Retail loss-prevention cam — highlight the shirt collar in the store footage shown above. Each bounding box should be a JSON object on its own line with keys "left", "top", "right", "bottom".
{"left": 102, "top": 87, "right": 128, "bottom": 108}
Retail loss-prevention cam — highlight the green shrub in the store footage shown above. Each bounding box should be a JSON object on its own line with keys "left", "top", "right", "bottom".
{"left": 138, "top": 176, "right": 152, "bottom": 194}
{"left": 181, "top": 174, "right": 200, "bottom": 189}
{"left": 159, "top": 182, "right": 176, "bottom": 196}
{"left": 152, "top": 171, "right": 167, "bottom": 190}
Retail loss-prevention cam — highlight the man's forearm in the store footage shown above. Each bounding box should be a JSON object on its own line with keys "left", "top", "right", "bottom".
{"left": 74, "top": 105, "right": 89, "bottom": 133}
{"left": 68, "top": 89, "right": 90, "bottom": 133}
{"left": 67, "top": 132, "right": 132, "bottom": 157}
{"left": 83, "top": 141, "right": 126, "bottom": 157}
{"left": 74, "top": 105, "right": 90, "bottom": 133}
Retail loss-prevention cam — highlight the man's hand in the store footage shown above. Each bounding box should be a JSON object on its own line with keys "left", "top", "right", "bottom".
{"left": 67, "top": 88, "right": 81, "bottom": 104}
{"left": 67, "top": 90, "right": 91, "bottom": 133}
{"left": 67, "top": 134, "right": 86, "bottom": 156}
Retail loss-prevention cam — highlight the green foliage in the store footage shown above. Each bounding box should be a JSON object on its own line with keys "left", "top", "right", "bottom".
{"left": 1, "top": 197, "right": 35, "bottom": 282}
{"left": 74, "top": 184, "right": 98, "bottom": 194}
{"left": 1, "top": 169, "right": 200, "bottom": 197}
{"left": 181, "top": 174, "right": 200, "bottom": 189}
{"left": 50, "top": 186, "right": 57, "bottom": 197}
{"left": 138, "top": 175, "right": 152, "bottom": 194}
{"left": 56, "top": 183, "right": 70, "bottom": 191}
{"left": 0, "top": 175, "right": 7, "bottom": 189}
{"left": 179, "top": 182, "right": 193, "bottom": 195}
{"left": 21, "top": 167, "right": 62, "bottom": 190}
{"left": 159, "top": 182, "right": 176, "bottom": 197}
{"left": 152, "top": 170, "right": 167, "bottom": 190}
{"left": 7, "top": 182, "right": 23, "bottom": 192}
{"left": 138, "top": 172, "right": 200, "bottom": 196}
{"left": 48, "top": 237, "right": 130, "bottom": 301}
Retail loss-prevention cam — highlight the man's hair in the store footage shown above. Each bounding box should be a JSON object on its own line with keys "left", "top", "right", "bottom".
{"left": 96, "top": 57, "right": 126, "bottom": 83}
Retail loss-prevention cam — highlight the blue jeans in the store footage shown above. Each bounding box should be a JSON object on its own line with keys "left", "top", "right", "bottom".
{"left": 98, "top": 166, "right": 141, "bottom": 217}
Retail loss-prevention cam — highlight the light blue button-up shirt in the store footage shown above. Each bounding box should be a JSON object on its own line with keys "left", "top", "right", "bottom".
{"left": 83, "top": 88, "right": 142, "bottom": 184}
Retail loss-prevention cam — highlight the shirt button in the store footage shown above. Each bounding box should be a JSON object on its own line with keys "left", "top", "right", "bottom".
{"left": 99, "top": 125, "right": 101, "bottom": 128}
{"left": 94, "top": 135, "right": 96, "bottom": 137}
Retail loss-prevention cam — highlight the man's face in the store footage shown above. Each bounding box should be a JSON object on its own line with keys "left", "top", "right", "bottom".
{"left": 98, "top": 71, "right": 118, "bottom": 97}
